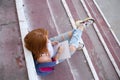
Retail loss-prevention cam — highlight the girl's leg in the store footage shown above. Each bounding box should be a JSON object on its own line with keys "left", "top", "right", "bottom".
{"left": 69, "top": 17, "right": 95, "bottom": 55}
{"left": 57, "top": 17, "right": 95, "bottom": 63}
{"left": 50, "top": 31, "right": 73, "bottom": 42}
{"left": 69, "top": 28, "right": 83, "bottom": 55}
{"left": 50, "top": 26, "right": 84, "bottom": 57}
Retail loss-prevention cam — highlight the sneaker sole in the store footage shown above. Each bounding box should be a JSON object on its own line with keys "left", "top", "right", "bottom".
{"left": 75, "top": 17, "right": 95, "bottom": 27}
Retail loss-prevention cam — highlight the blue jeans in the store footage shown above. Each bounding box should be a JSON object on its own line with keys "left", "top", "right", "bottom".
{"left": 50, "top": 29, "right": 82, "bottom": 63}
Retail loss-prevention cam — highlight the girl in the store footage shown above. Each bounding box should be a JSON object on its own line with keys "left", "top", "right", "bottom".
{"left": 24, "top": 18, "right": 94, "bottom": 64}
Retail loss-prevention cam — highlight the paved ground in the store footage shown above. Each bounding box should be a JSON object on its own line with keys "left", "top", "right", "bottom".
{"left": 0, "top": 0, "right": 28, "bottom": 80}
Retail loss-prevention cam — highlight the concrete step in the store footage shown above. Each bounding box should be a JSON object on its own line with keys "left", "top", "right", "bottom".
{"left": 63, "top": 0, "right": 119, "bottom": 79}
{"left": 66, "top": 0, "right": 119, "bottom": 80}
{"left": 81, "top": 0, "right": 120, "bottom": 77}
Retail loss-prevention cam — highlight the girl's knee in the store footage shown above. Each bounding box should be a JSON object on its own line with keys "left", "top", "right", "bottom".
{"left": 69, "top": 45, "right": 76, "bottom": 53}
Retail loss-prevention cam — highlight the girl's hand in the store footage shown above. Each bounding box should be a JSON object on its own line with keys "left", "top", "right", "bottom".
{"left": 52, "top": 41, "right": 59, "bottom": 46}
{"left": 57, "top": 46, "right": 64, "bottom": 54}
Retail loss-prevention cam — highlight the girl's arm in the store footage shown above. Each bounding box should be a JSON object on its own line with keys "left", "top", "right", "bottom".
{"left": 53, "top": 46, "right": 63, "bottom": 61}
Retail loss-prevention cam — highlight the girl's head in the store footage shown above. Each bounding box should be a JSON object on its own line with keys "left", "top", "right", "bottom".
{"left": 24, "top": 28, "right": 49, "bottom": 56}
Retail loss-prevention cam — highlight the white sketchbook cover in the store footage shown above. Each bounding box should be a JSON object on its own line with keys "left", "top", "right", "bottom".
{"left": 53, "top": 40, "right": 71, "bottom": 60}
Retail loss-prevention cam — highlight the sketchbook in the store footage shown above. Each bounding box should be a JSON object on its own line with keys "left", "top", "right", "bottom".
{"left": 53, "top": 40, "right": 71, "bottom": 60}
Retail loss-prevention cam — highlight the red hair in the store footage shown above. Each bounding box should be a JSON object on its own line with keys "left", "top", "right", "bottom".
{"left": 24, "top": 28, "right": 49, "bottom": 59}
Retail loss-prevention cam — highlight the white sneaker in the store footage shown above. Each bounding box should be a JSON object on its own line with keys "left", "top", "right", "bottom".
{"left": 75, "top": 17, "right": 95, "bottom": 28}
{"left": 77, "top": 42, "right": 84, "bottom": 50}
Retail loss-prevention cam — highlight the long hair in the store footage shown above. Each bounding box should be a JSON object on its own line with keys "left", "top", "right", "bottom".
{"left": 24, "top": 28, "right": 49, "bottom": 59}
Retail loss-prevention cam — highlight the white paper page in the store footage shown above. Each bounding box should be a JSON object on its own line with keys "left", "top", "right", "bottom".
{"left": 53, "top": 40, "right": 71, "bottom": 60}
